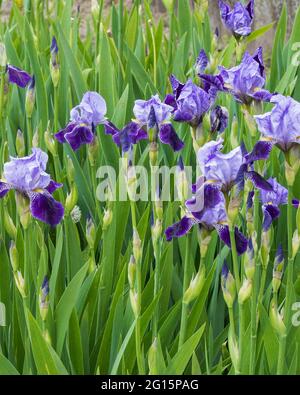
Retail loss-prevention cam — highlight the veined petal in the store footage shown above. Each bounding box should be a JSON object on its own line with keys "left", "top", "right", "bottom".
{"left": 165, "top": 216, "right": 195, "bottom": 241}
{"left": 159, "top": 123, "right": 184, "bottom": 152}
{"left": 29, "top": 191, "right": 64, "bottom": 226}
{"left": 216, "top": 224, "right": 248, "bottom": 255}
{"left": 0, "top": 181, "right": 12, "bottom": 198}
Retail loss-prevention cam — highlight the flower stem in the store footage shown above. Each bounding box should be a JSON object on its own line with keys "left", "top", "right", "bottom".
{"left": 238, "top": 302, "right": 245, "bottom": 373}
{"left": 229, "top": 225, "right": 241, "bottom": 291}
{"left": 178, "top": 235, "right": 190, "bottom": 349}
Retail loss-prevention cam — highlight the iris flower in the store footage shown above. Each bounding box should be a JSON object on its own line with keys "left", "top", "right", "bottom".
{"left": 0, "top": 148, "right": 64, "bottom": 226}
{"left": 55, "top": 91, "right": 107, "bottom": 150}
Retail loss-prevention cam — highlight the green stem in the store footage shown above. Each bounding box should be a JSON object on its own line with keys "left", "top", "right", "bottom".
{"left": 238, "top": 302, "right": 245, "bottom": 374}
{"left": 178, "top": 235, "right": 190, "bottom": 349}
{"left": 258, "top": 267, "right": 267, "bottom": 305}
{"left": 277, "top": 335, "right": 287, "bottom": 374}
{"left": 229, "top": 225, "right": 241, "bottom": 291}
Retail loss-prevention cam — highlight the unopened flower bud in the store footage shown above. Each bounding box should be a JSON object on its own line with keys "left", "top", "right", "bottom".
{"left": 129, "top": 289, "right": 140, "bottom": 317}
{"left": 25, "top": 76, "right": 35, "bottom": 118}
{"left": 65, "top": 183, "right": 78, "bottom": 214}
{"left": 86, "top": 217, "right": 96, "bottom": 249}
{"left": 4, "top": 210, "right": 17, "bottom": 239}
{"left": 149, "top": 142, "right": 158, "bottom": 167}
{"left": 15, "top": 191, "right": 31, "bottom": 229}
{"left": 292, "top": 230, "right": 300, "bottom": 259}
{"left": 16, "top": 129, "right": 25, "bottom": 157}
{"left": 102, "top": 208, "right": 113, "bottom": 231}
{"left": 228, "top": 329, "right": 240, "bottom": 373}
{"left": 230, "top": 116, "right": 239, "bottom": 148}
{"left": 261, "top": 229, "right": 272, "bottom": 269}
{"left": 176, "top": 157, "right": 189, "bottom": 204}
{"left": 14, "top": 271, "right": 26, "bottom": 298}
{"left": 238, "top": 278, "right": 252, "bottom": 304}
{"left": 50, "top": 37, "right": 60, "bottom": 87}
{"left": 148, "top": 337, "right": 159, "bottom": 375}
{"left": 244, "top": 237, "right": 255, "bottom": 280}
{"left": 66, "top": 156, "right": 75, "bottom": 184}
{"left": 227, "top": 191, "right": 242, "bottom": 225}
{"left": 9, "top": 241, "right": 19, "bottom": 272}
{"left": 272, "top": 245, "right": 284, "bottom": 294}
{"left": 133, "top": 229, "right": 142, "bottom": 262}
{"left": 88, "top": 135, "right": 99, "bottom": 167}
{"left": 32, "top": 128, "right": 39, "bottom": 148}
{"left": 128, "top": 255, "right": 136, "bottom": 289}
{"left": 269, "top": 299, "right": 286, "bottom": 337}
{"left": 44, "top": 126, "right": 57, "bottom": 156}
{"left": 87, "top": 255, "right": 96, "bottom": 273}
{"left": 0, "top": 43, "right": 7, "bottom": 70}
{"left": 39, "top": 276, "right": 49, "bottom": 321}
{"left": 183, "top": 265, "right": 206, "bottom": 304}
{"left": 198, "top": 227, "right": 212, "bottom": 259}
{"left": 151, "top": 218, "right": 162, "bottom": 245}
{"left": 221, "top": 263, "right": 236, "bottom": 308}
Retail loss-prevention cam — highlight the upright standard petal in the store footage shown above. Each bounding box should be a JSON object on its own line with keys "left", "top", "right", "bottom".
{"left": 7, "top": 64, "right": 32, "bottom": 88}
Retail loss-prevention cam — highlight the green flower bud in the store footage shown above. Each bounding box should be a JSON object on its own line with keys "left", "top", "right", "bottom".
{"left": 133, "top": 229, "right": 142, "bottom": 262}
{"left": 86, "top": 217, "right": 96, "bottom": 249}
{"left": 197, "top": 227, "right": 212, "bottom": 259}
{"left": 148, "top": 337, "right": 159, "bottom": 375}
{"left": 227, "top": 190, "right": 242, "bottom": 226}
{"left": 183, "top": 265, "right": 206, "bottom": 304}
{"left": 32, "top": 128, "right": 39, "bottom": 148}
{"left": 65, "top": 184, "right": 78, "bottom": 215}
{"left": 238, "top": 278, "right": 252, "bottom": 305}
{"left": 25, "top": 76, "right": 35, "bottom": 118}
{"left": 128, "top": 255, "right": 136, "bottom": 289}
{"left": 129, "top": 289, "right": 140, "bottom": 317}
{"left": 151, "top": 218, "right": 162, "bottom": 246}
{"left": 272, "top": 246, "right": 284, "bottom": 294}
{"left": 14, "top": 271, "right": 26, "bottom": 298}
{"left": 88, "top": 135, "right": 99, "bottom": 167}
{"left": 244, "top": 238, "right": 255, "bottom": 280}
{"left": 67, "top": 156, "right": 75, "bottom": 184}
{"left": 0, "top": 43, "right": 7, "bottom": 70}
{"left": 15, "top": 191, "right": 31, "bottom": 229}
{"left": 16, "top": 129, "right": 25, "bottom": 157}
{"left": 230, "top": 116, "right": 239, "bottom": 148}
{"left": 39, "top": 276, "right": 49, "bottom": 321}
{"left": 87, "top": 255, "right": 96, "bottom": 273}
{"left": 4, "top": 210, "right": 17, "bottom": 239}
{"left": 149, "top": 142, "right": 158, "bottom": 167}
{"left": 9, "top": 241, "right": 19, "bottom": 272}
{"left": 292, "top": 230, "right": 300, "bottom": 259}
{"left": 44, "top": 127, "right": 57, "bottom": 156}
{"left": 102, "top": 208, "right": 113, "bottom": 231}
{"left": 228, "top": 328, "right": 240, "bottom": 373}
{"left": 221, "top": 264, "right": 236, "bottom": 309}
{"left": 176, "top": 157, "right": 189, "bottom": 204}
{"left": 260, "top": 229, "right": 272, "bottom": 270}
{"left": 269, "top": 299, "right": 286, "bottom": 337}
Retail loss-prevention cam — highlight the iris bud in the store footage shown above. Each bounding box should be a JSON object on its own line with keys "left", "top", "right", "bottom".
{"left": 148, "top": 337, "right": 159, "bottom": 375}
{"left": 272, "top": 246, "right": 284, "bottom": 294}
{"left": 88, "top": 135, "right": 99, "bottom": 167}
{"left": 244, "top": 239, "right": 255, "bottom": 280}
{"left": 221, "top": 264, "right": 236, "bottom": 308}
{"left": 14, "top": 271, "right": 26, "bottom": 298}
{"left": 130, "top": 289, "right": 140, "bottom": 317}
{"left": 15, "top": 192, "right": 31, "bottom": 229}
{"left": 9, "top": 241, "right": 19, "bottom": 272}
{"left": 32, "top": 128, "right": 39, "bottom": 148}
{"left": 44, "top": 127, "right": 57, "bottom": 156}
{"left": 87, "top": 255, "right": 96, "bottom": 273}
{"left": 151, "top": 218, "right": 162, "bottom": 246}
{"left": 128, "top": 255, "right": 136, "bottom": 289}
{"left": 228, "top": 329, "right": 240, "bottom": 373}
{"left": 238, "top": 278, "right": 252, "bottom": 304}
{"left": 39, "top": 276, "right": 49, "bottom": 321}
{"left": 292, "top": 230, "right": 300, "bottom": 260}
{"left": 65, "top": 184, "right": 78, "bottom": 215}
{"left": 261, "top": 229, "right": 272, "bottom": 270}
{"left": 269, "top": 299, "right": 286, "bottom": 337}
{"left": 67, "top": 156, "right": 75, "bottom": 184}
{"left": 16, "top": 129, "right": 25, "bottom": 157}
{"left": 25, "top": 76, "right": 35, "bottom": 118}
{"left": 4, "top": 210, "right": 17, "bottom": 240}
{"left": 197, "top": 227, "right": 212, "bottom": 259}
{"left": 50, "top": 37, "right": 60, "bottom": 88}
{"left": 86, "top": 217, "right": 96, "bottom": 249}
{"left": 227, "top": 191, "right": 242, "bottom": 225}
{"left": 230, "top": 116, "right": 239, "bottom": 148}
{"left": 149, "top": 142, "right": 158, "bottom": 167}
{"left": 133, "top": 229, "right": 142, "bottom": 262}
{"left": 176, "top": 157, "right": 189, "bottom": 204}
{"left": 0, "top": 43, "right": 7, "bottom": 70}
{"left": 102, "top": 208, "right": 113, "bottom": 231}
{"left": 183, "top": 265, "right": 206, "bottom": 304}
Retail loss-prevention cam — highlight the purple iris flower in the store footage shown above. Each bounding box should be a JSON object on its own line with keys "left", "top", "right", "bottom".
{"left": 210, "top": 105, "right": 229, "bottom": 134}
{"left": 133, "top": 94, "right": 184, "bottom": 151}
{"left": 200, "top": 48, "right": 272, "bottom": 105}
{"left": 0, "top": 148, "right": 64, "bottom": 226}
{"left": 166, "top": 77, "right": 212, "bottom": 128}
{"left": 255, "top": 94, "right": 300, "bottom": 152}
{"left": 219, "top": 0, "right": 255, "bottom": 38}
{"left": 104, "top": 121, "right": 147, "bottom": 152}
{"left": 259, "top": 178, "right": 288, "bottom": 231}
{"left": 165, "top": 182, "right": 248, "bottom": 255}
{"left": 198, "top": 139, "right": 243, "bottom": 193}
{"left": 55, "top": 91, "right": 107, "bottom": 151}
{"left": 6, "top": 64, "right": 32, "bottom": 88}
{"left": 195, "top": 49, "right": 209, "bottom": 75}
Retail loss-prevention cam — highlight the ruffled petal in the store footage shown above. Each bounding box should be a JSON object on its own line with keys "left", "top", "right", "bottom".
{"left": 216, "top": 224, "right": 248, "bottom": 255}
{"left": 245, "top": 141, "right": 274, "bottom": 164}
{"left": 0, "top": 181, "right": 12, "bottom": 198}
{"left": 64, "top": 124, "right": 94, "bottom": 151}
{"left": 245, "top": 171, "right": 273, "bottom": 191}
{"left": 29, "top": 191, "right": 64, "bottom": 226}
{"left": 165, "top": 216, "right": 195, "bottom": 241}
{"left": 159, "top": 123, "right": 184, "bottom": 152}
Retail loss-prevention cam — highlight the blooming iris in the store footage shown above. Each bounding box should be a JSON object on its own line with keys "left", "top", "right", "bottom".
{"left": 55, "top": 91, "right": 107, "bottom": 150}
{"left": 133, "top": 94, "right": 184, "bottom": 151}
{"left": 219, "top": 0, "right": 255, "bottom": 38}
{"left": 0, "top": 148, "right": 64, "bottom": 226}
{"left": 201, "top": 48, "right": 272, "bottom": 105}
{"left": 255, "top": 94, "right": 300, "bottom": 152}
{"left": 259, "top": 178, "right": 288, "bottom": 231}
{"left": 165, "top": 77, "right": 212, "bottom": 127}
{"left": 165, "top": 182, "right": 248, "bottom": 255}
{"left": 6, "top": 64, "right": 32, "bottom": 88}
{"left": 104, "top": 121, "right": 147, "bottom": 153}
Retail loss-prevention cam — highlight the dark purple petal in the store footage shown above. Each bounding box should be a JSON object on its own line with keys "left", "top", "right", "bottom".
{"left": 216, "top": 225, "right": 248, "bottom": 255}
{"left": 104, "top": 120, "right": 120, "bottom": 136}
{"left": 247, "top": 191, "right": 255, "bottom": 210}
{"left": 262, "top": 204, "right": 280, "bottom": 231}
{"left": 29, "top": 191, "right": 64, "bottom": 226}
{"left": 252, "top": 89, "right": 273, "bottom": 102}
{"left": 245, "top": 141, "right": 273, "bottom": 164}
{"left": 125, "top": 122, "right": 148, "bottom": 144}
{"left": 200, "top": 74, "right": 224, "bottom": 92}
{"left": 245, "top": 171, "right": 273, "bottom": 191}
{"left": 165, "top": 216, "right": 195, "bottom": 241}
{"left": 210, "top": 105, "right": 229, "bottom": 134}
{"left": 0, "top": 181, "right": 12, "bottom": 198}
{"left": 178, "top": 156, "right": 184, "bottom": 171}
{"left": 45, "top": 180, "right": 63, "bottom": 194}
{"left": 148, "top": 106, "right": 157, "bottom": 129}
{"left": 159, "top": 123, "right": 184, "bottom": 152}
{"left": 169, "top": 74, "right": 185, "bottom": 98}
{"left": 292, "top": 199, "right": 300, "bottom": 209}
{"left": 252, "top": 46, "right": 264, "bottom": 77}
{"left": 64, "top": 123, "right": 94, "bottom": 151}
{"left": 51, "top": 36, "right": 58, "bottom": 54}
{"left": 235, "top": 163, "right": 248, "bottom": 191}
{"left": 164, "top": 94, "right": 177, "bottom": 110}
{"left": 246, "top": 0, "right": 255, "bottom": 19}
{"left": 7, "top": 65, "right": 32, "bottom": 88}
